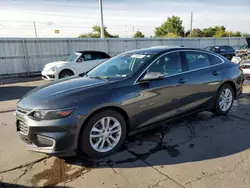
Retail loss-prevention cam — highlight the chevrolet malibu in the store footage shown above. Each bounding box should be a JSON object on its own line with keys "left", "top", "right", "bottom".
{"left": 16, "top": 47, "right": 244, "bottom": 158}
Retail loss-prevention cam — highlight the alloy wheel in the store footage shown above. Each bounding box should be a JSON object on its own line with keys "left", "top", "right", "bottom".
{"left": 219, "top": 88, "right": 233, "bottom": 112}
{"left": 89, "top": 117, "right": 122, "bottom": 153}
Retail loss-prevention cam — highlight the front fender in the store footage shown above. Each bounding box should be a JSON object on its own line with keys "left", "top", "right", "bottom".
{"left": 72, "top": 88, "right": 135, "bottom": 150}
{"left": 56, "top": 64, "right": 76, "bottom": 76}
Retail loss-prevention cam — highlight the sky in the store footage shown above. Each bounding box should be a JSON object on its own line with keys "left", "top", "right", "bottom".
{"left": 0, "top": 0, "right": 250, "bottom": 38}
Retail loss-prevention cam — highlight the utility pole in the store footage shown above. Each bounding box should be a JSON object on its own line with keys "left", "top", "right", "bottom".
{"left": 190, "top": 12, "right": 193, "bottom": 38}
{"left": 133, "top": 25, "right": 135, "bottom": 36}
{"left": 99, "top": 0, "right": 105, "bottom": 38}
{"left": 33, "top": 21, "right": 38, "bottom": 38}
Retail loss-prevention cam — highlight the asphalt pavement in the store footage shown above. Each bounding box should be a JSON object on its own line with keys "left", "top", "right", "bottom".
{"left": 1, "top": 78, "right": 250, "bottom": 188}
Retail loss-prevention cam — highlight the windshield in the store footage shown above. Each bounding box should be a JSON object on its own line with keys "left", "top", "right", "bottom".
{"left": 87, "top": 52, "right": 153, "bottom": 78}
{"left": 239, "top": 45, "right": 248, "bottom": 50}
{"left": 64, "top": 53, "right": 79, "bottom": 62}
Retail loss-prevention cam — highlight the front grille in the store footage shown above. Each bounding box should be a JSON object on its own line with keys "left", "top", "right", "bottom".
{"left": 18, "top": 120, "right": 29, "bottom": 135}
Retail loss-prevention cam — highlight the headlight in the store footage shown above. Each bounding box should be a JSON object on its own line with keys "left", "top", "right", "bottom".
{"left": 32, "top": 107, "right": 75, "bottom": 120}
{"left": 49, "top": 67, "right": 57, "bottom": 72}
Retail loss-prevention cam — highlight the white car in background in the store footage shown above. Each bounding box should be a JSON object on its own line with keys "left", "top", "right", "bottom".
{"left": 42, "top": 51, "right": 110, "bottom": 80}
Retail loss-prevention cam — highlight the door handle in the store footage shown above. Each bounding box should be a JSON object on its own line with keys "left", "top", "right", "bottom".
{"left": 212, "top": 71, "right": 220, "bottom": 76}
{"left": 178, "top": 78, "right": 188, "bottom": 84}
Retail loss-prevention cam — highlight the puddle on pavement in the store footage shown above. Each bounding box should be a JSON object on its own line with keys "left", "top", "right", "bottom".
{"left": 165, "top": 145, "right": 181, "bottom": 157}
{"left": 30, "top": 158, "right": 91, "bottom": 187}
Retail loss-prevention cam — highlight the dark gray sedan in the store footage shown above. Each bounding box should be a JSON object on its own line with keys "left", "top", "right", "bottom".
{"left": 16, "top": 47, "right": 244, "bottom": 157}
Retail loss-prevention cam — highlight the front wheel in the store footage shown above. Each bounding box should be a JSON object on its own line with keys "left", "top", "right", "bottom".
{"left": 59, "top": 70, "right": 74, "bottom": 79}
{"left": 212, "top": 84, "right": 234, "bottom": 115}
{"left": 79, "top": 110, "right": 127, "bottom": 158}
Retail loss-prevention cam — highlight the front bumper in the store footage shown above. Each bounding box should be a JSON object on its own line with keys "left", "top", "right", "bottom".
{"left": 41, "top": 70, "right": 58, "bottom": 81}
{"left": 16, "top": 110, "right": 78, "bottom": 156}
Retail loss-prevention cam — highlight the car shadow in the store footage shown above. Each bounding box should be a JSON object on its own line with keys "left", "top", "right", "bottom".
{"left": 0, "top": 182, "right": 71, "bottom": 188}
{"left": 0, "top": 86, "right": 36, "bottom": 102}
{"left": 61, "top": 95, "right": 250, "bottom": 169}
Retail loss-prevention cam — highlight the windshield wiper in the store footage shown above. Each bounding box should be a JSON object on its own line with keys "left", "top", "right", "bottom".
{"left": 79, "top": 72, "right": 88, "bottom": 77}
{"left": 88, "top": 76, "right": 109, "bottom": 80}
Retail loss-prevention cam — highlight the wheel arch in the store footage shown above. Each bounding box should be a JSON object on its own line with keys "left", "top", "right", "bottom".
{"left": 219, "top": 80, "right": 237, "bottom": 98}
{"left": 76, "top": 105, "right": 130, "bottom": 150}
{"left": 59, "top": 68, "right": 75, "bottom": 78}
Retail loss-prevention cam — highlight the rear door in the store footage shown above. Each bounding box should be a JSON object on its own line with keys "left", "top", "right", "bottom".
{"left": 178, "top": 50, "right": 223, "bottom": 112}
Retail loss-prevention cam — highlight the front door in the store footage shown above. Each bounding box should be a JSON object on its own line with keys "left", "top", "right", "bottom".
{"left": 132, "top": 51, "right": 191, "bottom": 129}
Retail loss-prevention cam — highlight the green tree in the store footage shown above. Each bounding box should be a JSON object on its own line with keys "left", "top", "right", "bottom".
{"left": 164, "top": 32, "right": 180, "bottom": 38}
{"left": 155, "top": 16, "right": 185, "bottom": 37}
{"left": 242, "top": 33, "right": 250, "bottom": 37}
{"left": 133, "top": 31, "right": 145, "bottom": 38}
{"left": 189, "top": 28, "right": 204, "bottom": 37}
{"left": 233, "top": 31, "right": 242, "bottom": 37}
{"left": 79, "top": 25, "right": 119, "bottom": 38}
{"left": 202, "top": 27, "right": 217, "bottom": 37}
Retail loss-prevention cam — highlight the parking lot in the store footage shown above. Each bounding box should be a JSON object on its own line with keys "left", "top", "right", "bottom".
{"left": 1, "top": 78, "right": 250, "bottom": 188}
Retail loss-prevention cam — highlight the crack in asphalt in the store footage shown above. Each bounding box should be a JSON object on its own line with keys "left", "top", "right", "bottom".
{"left": 228, "top": 114, "right": 250, "bottom": 122}
{"left": 148, "top": 177, "right": 169, "bottom": 188}
{"left": 62, "top": 168, "right": 93, "bottom": 186}
{"left": 185, "top": 153, "right": 250, "bottom": 186}
{"left": 121, "top": 124, "right": 194, "bottom": 188}
{"left": 0, "top": 156, "right": 51, "bottom": 175}
{"left": 12, "top": 164, "right": 33, "bottom": 185}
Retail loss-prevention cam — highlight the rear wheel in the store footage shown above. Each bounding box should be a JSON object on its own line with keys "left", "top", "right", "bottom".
{"left": 79, "top": 110, "right": 127, "bottom": 158}
{"left": 59, "top": 70, "right": 74, "bottom": 79}
{"left": 212, "top": 84, "right": 234, "bottom": 115}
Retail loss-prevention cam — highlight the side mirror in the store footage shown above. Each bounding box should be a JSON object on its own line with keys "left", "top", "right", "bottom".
{"left": 77, "top": 58, "right": 83, "bottom": 62}
{"left": 140, "top": 72, "right": 164, "bottom": 82}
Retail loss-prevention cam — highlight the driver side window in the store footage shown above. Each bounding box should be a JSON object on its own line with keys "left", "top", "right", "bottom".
{"left": 147, "top": 52, "right": 183, "bottom": 77}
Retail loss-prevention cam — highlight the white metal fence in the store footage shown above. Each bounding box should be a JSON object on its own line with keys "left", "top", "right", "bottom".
{"left": 0, "top": 37, "right": 247, "bottom": 76}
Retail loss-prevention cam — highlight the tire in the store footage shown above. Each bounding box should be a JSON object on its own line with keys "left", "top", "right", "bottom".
{"left": 212, "top": 84, "right": 234, "bottom": 115}
{"left": 59, "top": 70, "right": 74, "bottom": 79}
{"left": 79, "top": 110, "right": 127, "bottom": 158}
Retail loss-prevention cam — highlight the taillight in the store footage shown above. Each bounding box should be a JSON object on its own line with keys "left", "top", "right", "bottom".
{"left": 239, "top": 65, "right": 243, "bottom": 71}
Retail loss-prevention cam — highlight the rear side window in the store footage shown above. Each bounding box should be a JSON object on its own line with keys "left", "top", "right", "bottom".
{"left": 101, "top": 52, "right": 111, "bottom": 59}
{"left": 82, "top": 53, "right": 92, "bottom": 61}
{"left": 224, "top": 46, "right": 234, "bottom": 52}
{"left": 209, "top": 55, "right": 223, "bottom": 65}
{"left": 82, "top": 52, "right": 108, "bottom": 61}
{"left": 184, "top": 51, "right": 211, "bottom": 71}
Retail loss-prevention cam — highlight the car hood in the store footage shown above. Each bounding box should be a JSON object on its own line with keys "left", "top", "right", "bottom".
{"left": 43, "top": 61, "right": 70, "bottom": 70}
{"left": 17, "top": 76, "right": 110, "bottom": 110}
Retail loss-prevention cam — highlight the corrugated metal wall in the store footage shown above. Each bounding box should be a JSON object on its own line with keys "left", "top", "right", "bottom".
{"left": 0, "top": 37, "right": 247, "bottom": 75}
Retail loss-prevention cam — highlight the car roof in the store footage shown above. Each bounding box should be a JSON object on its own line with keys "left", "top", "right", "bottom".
{"left": 206, "top": 45, "right": 232, "bottom": 48}
{"left": 76, "top": 50, "right": 107, "bottom": 54}
{"left": 125, "top": 47, "right": 209, "bottom": 55}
